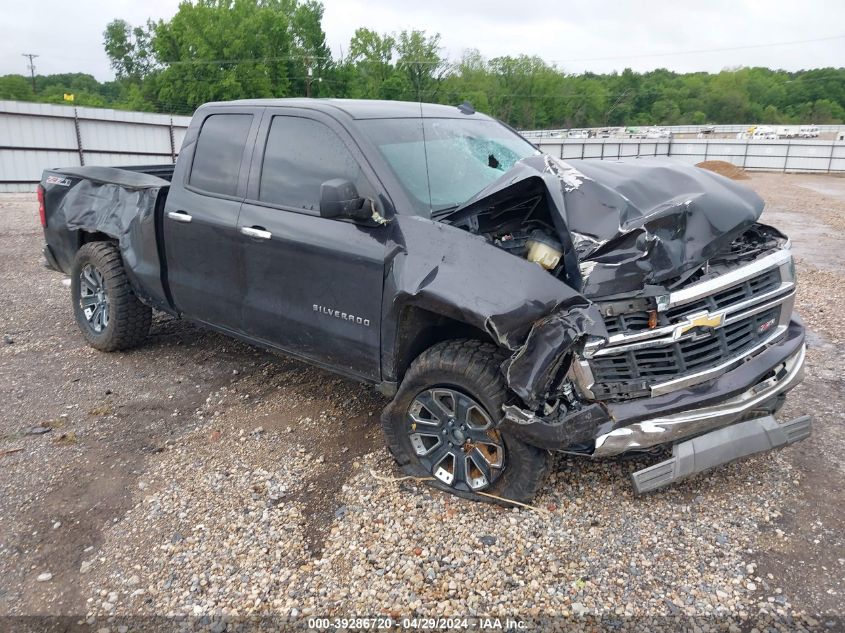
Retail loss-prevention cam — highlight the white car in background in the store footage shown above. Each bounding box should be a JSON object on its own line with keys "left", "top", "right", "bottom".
{"left": 645, "top": 127, "right": 672, "bottom": 139}
{"left": 799, "top": 125, "right": 820, "bottom": 138}
{"left": 567, "top": 129, "right": 589, "bottom": 139}
{"left": 752, "top": 126, "right": 778, "bottom": 140}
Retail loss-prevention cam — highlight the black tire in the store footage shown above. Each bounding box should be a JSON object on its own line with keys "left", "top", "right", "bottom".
{"left": 381, "top": 339, "right": 552, "bottom": 505}
{"left": 70, "top": 241, "right": 152, "bottom": 351}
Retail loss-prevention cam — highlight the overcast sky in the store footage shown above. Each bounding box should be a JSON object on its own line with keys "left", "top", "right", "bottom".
{"left": 2, "top": 0, "right": 844, "bottom": 80}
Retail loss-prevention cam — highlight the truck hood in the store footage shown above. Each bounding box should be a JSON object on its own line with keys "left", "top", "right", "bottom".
{"left": 445, "top": 155, "right": 765, "bottom": 297}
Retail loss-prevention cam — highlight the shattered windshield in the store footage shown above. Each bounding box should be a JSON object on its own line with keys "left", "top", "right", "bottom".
{"left": 357, "top": 117, "right": 540, "bottom": 217}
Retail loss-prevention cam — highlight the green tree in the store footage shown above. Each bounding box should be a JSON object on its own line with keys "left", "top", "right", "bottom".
{"left": 347, "top": 28, "right": 397, "bottom": 99}
{"left": 395, "top": 30, "right": 448, "bottom": 101}
{"left": 0, "top": 75, "right": 34, "bottom": 100}
{"left": 103, "top": 19, "right": 155, "bottom": 81}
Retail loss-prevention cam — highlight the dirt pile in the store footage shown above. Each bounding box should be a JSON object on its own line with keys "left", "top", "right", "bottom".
{"left": 696, "top": 160, "right": 750, "bottom": 180}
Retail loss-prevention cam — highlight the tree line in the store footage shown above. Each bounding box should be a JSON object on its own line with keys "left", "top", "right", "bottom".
{"left": 1, "top": 0, "right": 843, "bottom": 129}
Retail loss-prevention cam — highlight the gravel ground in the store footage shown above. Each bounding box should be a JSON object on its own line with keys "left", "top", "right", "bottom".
{"left": 0, "top": 173, "right": 843, "bottom": 632}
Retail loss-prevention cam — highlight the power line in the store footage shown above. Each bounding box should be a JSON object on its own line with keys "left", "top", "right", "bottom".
{"left": 546, "top": 34, "right": 845, "bottom": 64}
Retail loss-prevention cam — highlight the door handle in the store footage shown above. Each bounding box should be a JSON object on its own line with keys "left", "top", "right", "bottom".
{"left": 167, "top": 211, "right": 192, "bottom": 223}
{"left": 240, "top": 226, "right": 272, "bottom": 240}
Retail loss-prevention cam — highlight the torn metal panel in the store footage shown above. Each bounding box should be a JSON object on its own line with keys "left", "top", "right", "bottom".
{"left": 40, "top": 166, "right": 171, "bottom": 307}
{"left": 500, "top": 401, "right": 610, "bottom": 450}
{"left": 385, "top": 216, "right": 606, "bottom": 403}
{"left": 445, "top": 155, "right": 765, "bottom": 298}
{"left": 47, "top": 168, "right": 168, "bottom": 252}
{"left": 502, "top": 304, "right": 605, "bottom": 408}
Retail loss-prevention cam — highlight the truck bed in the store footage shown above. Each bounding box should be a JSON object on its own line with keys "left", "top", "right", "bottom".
{"left": 40, "top": 165, "right": 172, "bottom": 276}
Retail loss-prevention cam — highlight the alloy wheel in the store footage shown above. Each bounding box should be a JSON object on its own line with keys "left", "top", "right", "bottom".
{"left": 79, "top": 264, "right": 110, "bottom": 333}
{"left": 407, "top": 388, "right": 505, "bottom": 492}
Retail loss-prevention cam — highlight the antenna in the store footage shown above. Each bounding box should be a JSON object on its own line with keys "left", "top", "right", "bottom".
{"left": 419, "top": 100, "right": 433, "bottom": 213}
{"left": 22, "top": 53, "right": 39, "bottom": 92}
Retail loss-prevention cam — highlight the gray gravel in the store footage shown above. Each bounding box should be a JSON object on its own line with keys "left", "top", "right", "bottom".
{"left": 1, "top": 173, "right": 843, "bottom": 631}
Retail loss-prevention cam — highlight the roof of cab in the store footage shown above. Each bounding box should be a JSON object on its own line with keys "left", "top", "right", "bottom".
{"left": 200, "top": 98, "right": 492, "bottom": 120}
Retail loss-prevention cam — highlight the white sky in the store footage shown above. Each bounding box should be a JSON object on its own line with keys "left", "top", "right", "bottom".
{"left": 1, "top": 0, "right": 843, "bottom": 80}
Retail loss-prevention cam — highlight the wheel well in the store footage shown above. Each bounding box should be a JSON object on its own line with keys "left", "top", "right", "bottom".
{"left": 392, "top": 306, "right": 496, "bottom": 382}
{"left": 78, "top": 230, "right": 115, "bottom": 249}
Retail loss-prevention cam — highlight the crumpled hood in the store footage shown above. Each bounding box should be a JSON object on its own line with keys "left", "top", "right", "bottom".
{"left": 447, "top": 155, "right": 765, "bottom": 298}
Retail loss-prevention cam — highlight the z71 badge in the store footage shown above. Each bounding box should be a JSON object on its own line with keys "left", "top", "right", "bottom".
{"left": 45, "top": 175, "right": 72, "bottom": 187}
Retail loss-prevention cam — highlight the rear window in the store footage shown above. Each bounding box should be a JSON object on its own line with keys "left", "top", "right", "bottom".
{"left": 189, "top": 114, "right": 253, "bottom": 197}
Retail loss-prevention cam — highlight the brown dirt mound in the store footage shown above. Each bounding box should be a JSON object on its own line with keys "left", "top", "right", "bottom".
{"left": 696, "top": 160, "right": 749, "bottom": 180}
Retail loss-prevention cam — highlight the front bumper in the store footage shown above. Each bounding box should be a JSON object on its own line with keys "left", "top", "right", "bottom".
{"left": 594, "top": 340, "right": 806, "bottom": 457}
{"left": 500, "top": 317, "right": 808, "bottom": 456}
{"left": 630, "top": 413, "right": 812, "bottom": 494}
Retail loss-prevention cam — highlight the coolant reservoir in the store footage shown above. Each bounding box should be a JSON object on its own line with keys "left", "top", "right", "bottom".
{"left": 526, "top": 234, "right": 563, "bottom": 270}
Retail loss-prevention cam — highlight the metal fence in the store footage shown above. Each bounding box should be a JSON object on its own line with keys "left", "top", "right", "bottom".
{"left": 522, "top": 123, "right": 845, "bottom": 138}
{"left": 535, "top": 138, "right": 845, "bottom": 173}
{"left": 2, "top": 100, "right": 844, "bottom": 193}
{"left": 0, "top": 100, "right": 191, "bottom": 192}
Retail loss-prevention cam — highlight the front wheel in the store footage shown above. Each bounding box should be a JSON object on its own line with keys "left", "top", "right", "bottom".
{"left": 381, "top": 339, "right": 552, "bottom": 504}
{"left": 70, "top": 241, "right": 152, "bottom": 351}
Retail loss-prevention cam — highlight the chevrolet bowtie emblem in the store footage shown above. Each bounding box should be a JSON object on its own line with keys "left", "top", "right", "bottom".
{"left": 672, "top": 310, "right": 725, "bottom": 340}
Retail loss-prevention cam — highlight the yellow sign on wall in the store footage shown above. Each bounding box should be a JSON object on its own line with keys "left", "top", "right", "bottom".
{"left": 63, "top": 93, "right": 74, "bottom": 102}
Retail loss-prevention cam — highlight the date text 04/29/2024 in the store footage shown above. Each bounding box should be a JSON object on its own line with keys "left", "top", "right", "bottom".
{"left": 306, "top": 616, "right": 529, "bottom": 630}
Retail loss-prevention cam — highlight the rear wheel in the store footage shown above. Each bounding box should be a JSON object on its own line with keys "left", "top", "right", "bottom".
{"left": 70, "top": 242, "right": 152, "bottom": 351}
{"left": 381, "top": 339, "right": 552, "bottom": 504}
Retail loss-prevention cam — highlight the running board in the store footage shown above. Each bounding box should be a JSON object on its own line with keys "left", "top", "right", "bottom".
{"left": 631, "top": 414, "right": 812, "bottom": 495}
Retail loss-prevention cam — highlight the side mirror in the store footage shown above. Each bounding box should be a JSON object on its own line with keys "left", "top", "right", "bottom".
{"left": 319, "top": 179, "right": 370, "bottom": 221}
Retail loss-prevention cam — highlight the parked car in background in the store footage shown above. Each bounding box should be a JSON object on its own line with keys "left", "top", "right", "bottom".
{"left": 799, "top": 125, "right": 820, "bottom": 138}
{"left": 567, "top": 129, "right": 589, "bottom": 139}
{"left": 752, "top": 126, "right": 778, "bottom": 140}
{"left": 645, "top": 127, "right": 672, "bottom": 139}
{"left": 596, "top": 128, "right": 619, "bottom": 138}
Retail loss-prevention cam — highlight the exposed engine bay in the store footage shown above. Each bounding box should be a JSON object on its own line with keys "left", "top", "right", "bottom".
{"left": 440, "top": 154, "right": 791, "bottom": 413}
{"left": 443, "top": 180, "right": 569, "bottom": 280}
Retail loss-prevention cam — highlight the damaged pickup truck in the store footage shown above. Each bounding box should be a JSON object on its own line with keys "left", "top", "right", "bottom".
{"left": 39, "top": 99, "right": 811, "bottom": 502}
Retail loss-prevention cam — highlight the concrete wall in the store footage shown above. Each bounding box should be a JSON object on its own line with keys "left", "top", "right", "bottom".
{"left": 0, "top": 100, "right": 191, "bottom": 192}
{"left": 535, "top": 138, "right": 845, "bottom": 173}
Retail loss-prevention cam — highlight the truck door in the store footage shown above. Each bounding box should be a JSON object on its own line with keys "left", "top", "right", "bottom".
{"left": 161, "top": 109, "right": 259, "bottom": 333}
{"left": 236, "top": 110, "right": 387, "bottom": 380}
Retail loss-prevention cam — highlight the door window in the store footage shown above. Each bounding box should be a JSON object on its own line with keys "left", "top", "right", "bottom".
{"left": 259, "top": 116, "right": 366, "bottom": 211}
{"left": 189, "top": 114, "right": 253, "bottom": 197}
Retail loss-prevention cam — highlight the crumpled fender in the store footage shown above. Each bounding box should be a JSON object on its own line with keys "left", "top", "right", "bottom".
{"left": 51, "top": 167, "right": 168, "bottom": 269}
{"left": 42, "top": 166, "right": 171, "bottom": 307}
{"left": 384, "top": 216, "right": 606, "bottom": 408}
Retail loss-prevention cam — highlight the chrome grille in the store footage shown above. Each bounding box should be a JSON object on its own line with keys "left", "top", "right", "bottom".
{"left": 583, "top": 249, "right": 796, "bottom": 401}
{"left": 603, "top": 268, "right": 782, "bottom": 336}
{"left": 591, "top": 307, "right": 780, "bottom": 395}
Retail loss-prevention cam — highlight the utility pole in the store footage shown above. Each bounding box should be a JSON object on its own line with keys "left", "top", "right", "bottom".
{"left": 305, "top": 63, "right": 313, "bottom": 98}
{"left": 22, "top": 53, "right": 39, "bottom": 92}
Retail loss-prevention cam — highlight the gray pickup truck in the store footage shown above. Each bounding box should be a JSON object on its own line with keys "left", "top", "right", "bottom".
{"left": 39, "top": 99, "right": 810, "bottom": 503}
